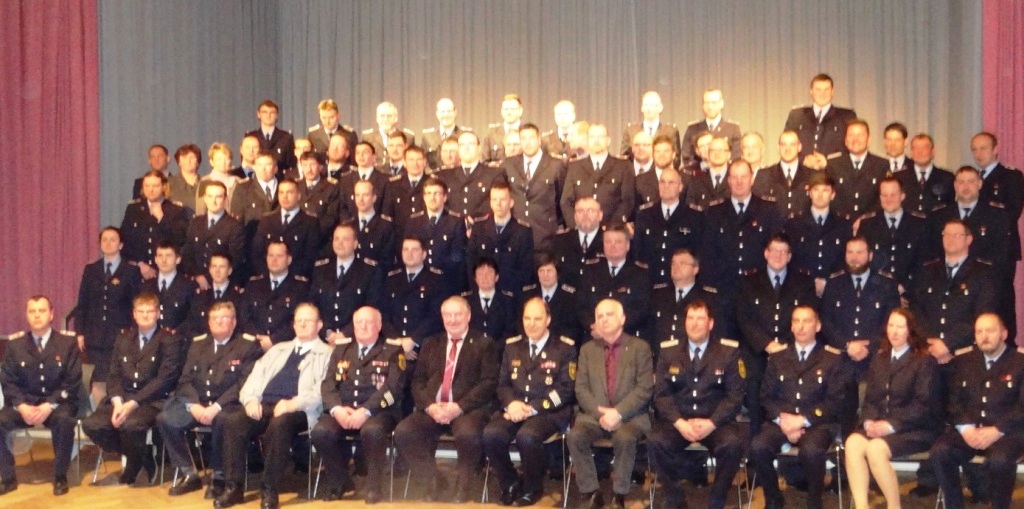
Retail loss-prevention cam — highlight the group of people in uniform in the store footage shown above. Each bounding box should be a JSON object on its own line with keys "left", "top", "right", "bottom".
{"left": 2, "top": 73, "right": 1023, "bottom": 509}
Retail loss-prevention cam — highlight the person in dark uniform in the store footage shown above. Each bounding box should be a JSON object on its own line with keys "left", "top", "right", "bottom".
{"left": 825, "top": 119, "right": 890, "bottom": 220}
{"left": 393, "top": 296, "right": 501, "bottom": 502}
{"left": 576, "top": 226, "right": 651, "bottom": 346}
{"left": 467, "top": 182, "right": 535, "bottom": 295}
{"left": 482, "top": 297, "right": 577, "bottom": 506}
{"left": 757, "top": 131, "right": 813, "bottom": 219}
{"left": 858, "top": 176, "right": 931, "bottom": 292}
{"left": 784, "top": 173, "right": 853, "bottom": 294}
{"left": 896, "top": 134, "right": 954, "bottom": 215}
{"left": 749, "top": 305, "right": 848, "bottom": 509}
{"left": 247, "top": 100, "right": 295, "bottom": 171}
{"left": 351, "top": 179, "right": 397, "bottom": 271}
{"left": 338, "top": 142, "right": 389, "bottom": 222}
{"left": 0, "top": 296, "right": 82, "bottom": 496}
{"left": 633, "top": 167, "right": 705, "bottom": 286}
{"left": 651, "top": 249, "right": 726, "bottom": 350}
{"left": 75, "top": 226, "right": 142, "bottom": 404}
{"left": 140, "top": 242, "right": 196, "bottom": 336}
{"left": 156, "top": 301, "right": 261, "bottom": 498}
{"left": 130, "top": 144, "right": 171, "bottom": 200}
{"left": 308, "top": 99, "right": 358, "bottom": 167}
{"left": 120, "top": 170, "right": 189, "bottom": 279}
{"left": 310, "top": 306, "right": 408, "bottom": 503}
{"left": 377, "top": 132, "right": 407, "bottom": 177}
{"left": 521, "top": 252, "right": 582, "bottom": 348}
{"left": 420, "top": 98, "right": 469, "bottom": 170}
{"left": 251, "top": 179, "right": 321, "bottom": 277}
{"left": 361, "top": 101, "right": 415, "bottom": 167}
{"left": 481, "top": 94, "right": 524, "bottom": 165}
{"left": 702, "top": 160, "right": 785, "bottom": 298}
{"left": 680, "top": 89, "right": 741, "bottom": 167}
{"left": 382, "top": 237, "right": 447, "bottom": 349}
{"left": 929, "top": 313, "right": 1024, "bottom": 509}
{"left": 736, "top": 235, "right": 818, "bottom": 430}
{"left": 182, "top": 181, "right": 246, "bottom": 288}
{"left": 626, "top": 131, "right": 654, "bottom": 181}
{"left": 681, "top": 131, "right": 713, "bottom": 175}
{"left": 540, "top": 100, "right": 576, "bottom": 159}
{"left": 845, "top": 308, "right": 941, "bottom": 509}
{"left": 503, "top": 123, "right": 565, "bottom": 252}
{"left": 311, "top": 223, "right": 384, "bottom": 340}
{"left": 881, "top": 122, "right": 913, "bottom": 175}
{"left": 433, "top": 131, "right": 505, "bottom": 221}
{"left": 649, "top": 300, "right": 747, "bottom": 509}
{"left": 82, "top": 293, "right": 185, "bottom": 487}
{"left": 462, "top": 258, "right": 518, "bottom": 341}
{"left": 381, "top": 146, "right": 429, "bottom": 238}
{"left": 229, "top": 151, "right": 281, "bottom": 265}
{"left": 784, "top": 73, "right": 858, "bottom": 166}
{"left": 621, "top": 91, "right": 682, "bottom": 166}
{"left": 182, "top": 252, "right": 246, "bottom": 338}
{"left": 634, "top": 135, "right": 680, "bottom": 209}
{"left": 213, "top": 303, "right": 332, "bottom": 509}
{"left": 684, "top": 136, "right": 734, "bottom": 211}
{"left": 560, "top": 124, "right": 636, "bottom": 228}
{"left": 323, "top": 132, "right": 355, "bottom": 181}
{"left": 550, "top": 197, "right": 604, "bottom": 289}
{"left": 406, "top": 177, "right": 468, "bottom": 293}
{"left": 294, "top": 151, "right": 340, "bottom": 245}
{"left": 241, "top": 241, "right": 310, "bottom": 350}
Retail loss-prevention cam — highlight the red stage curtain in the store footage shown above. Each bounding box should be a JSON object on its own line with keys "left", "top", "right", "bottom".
{"left": 0, "top": 0, "right": 99, "bottom": 332}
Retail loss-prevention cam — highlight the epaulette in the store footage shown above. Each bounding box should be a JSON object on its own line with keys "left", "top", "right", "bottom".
{"left": 261, "top": 209, "right": 278, "bottom": 217}
{"left": 522, "top": 283, "right": 538, "bottom": 292}
{"left": 402, "top": 128, "right": 415, "bottom": 136}
{"left": 362, "top": 258, "right": 378, "bottom": 266}
{"left": 60, "top": 329, "right": 76, "bottom": 336}
{"left": 634, "top": 260, "right": 648, "bottom": 269}
{"left": 129, "top": 198, "right": 143, "bottom": 204}
{"left": 877, "top": 270, "right": 895, "bottom": 280}
{"left": 989, "top": 201, "right": 1005, "bottom": 209}
{"left": 409, "top": 211, "right": 425, "bottom": 218}
{"left": 8, "top": 331, "right": 25, "bottom": 340}
{"left": 422, "top": 127, "right": 436, "bottom": 133}
{"left": 626, "top": 122, "right": 638, "bottom": 128}
{"left": 652, "top": 282, "right": 669, "bottom": 290}
{"left": 460, "top": 291, "right": 472, "bottom": 297}
{"left": 448, "top": 210, "right": 463, "bottom": 218}
{"left": 501, "top": 290, "right": 514, "bottom": 298}
{"left": 342, "top": 124, "right": 355, "bottom": 132}
{"left": 515, "top": 218, "right": 529, "bottom": 227}
{"left": 389, "top": 174, "right": 402, "bottom": 182}
{"left": 294, "top": 275, "right": 308, "bottom": 282}
{"left": 542, "top": 130, "right": 554, "bottom": 136}
{"left": 308, "top": 124, "right": 319, "bottom": 132}
{"left": 385, "top": 337, "right": 402, "bottom": 346}
{"left": 638, "top": 201, "right": 655, "bottom": 211}
{"left": 488, "top": 122, "right": 502, "bottom": 128}
{"left": 922, "top": 258, "right": 943, "bottom": 267}
{"left": 720, "top": 338, "right": 739, "bottom": 348}
{"left": 1018, "top": 346, "right": 1024, "bottom": 355}
{"left": 790, "top": 105, "right": 807, "bottom": 111}
{"left": 761, "top": 195, "right": 777, "bottom": 203}
{"left": 249, "top": 274, "right": 265, "bottom": 281}
{"left": 473, "top": 214, "right": 490, "bottom": 223}
{"left": 828, "top": 270, "right": 847, "bottom": 279}
{"left": 769, "top": 343, "right": 789, "bottom": 354}
{"left": 127, "top": 260, "right": 139, "bottom": 266}
{"left": 387, "top": 268, "right": 403, "bottom": 277}
{"left": 584, "top": 258, "right": 600, "bottom": 265}
{"left": 707, "top": 198, "right": 726, "bottom": 207}
{"left": 361, "top": 128, "right": 374, "bottom": 134}
{"left": 193, "top": 334, "right": 208, "bottom": 342}
{"left": 741, "top": 268, "right": 759, "bottom": 276}
{"left": 931, "top": 204, "right": 948, "bottom": 212}
{"left": 461, "top": 126, "right": 473, "bottom": 132}
{"left": 826, "top": 152, "right": 843, "bottom": 160}
{"left": 315, "top": 258, "right": 331, "bottom": 267}
{"left": 335, "top": 337, "right": 352, "bottom": 345}
{"left": 909, "top": 210, "right": 927, "bottom": 219}
{"left": 955, "top": 346, "right": 973, "bottom": 356}
{"left": 429, "top": 267, "right": 444, "bottom": 275}
{"left": 327, "top": 177, "right": 338, "bottom": 184}
{"left": 506, "top": 335, "right": 522, "bottom": 344}
{"left": 560, "top": 284, "right": 576, "bottom": 294}
{"left": 824, "top": 345, "right": 842, "bottom": 355}
{"left": 306, "top": 211, "right": 318, "bottom": 218}
{"left": 977, "top": 258, "right": 993, "bottom": 266}
{"left": 660, "top": 339, "right": 680, "bottom": 349}
{"left": 237, "top": 177, "right": 251, "bottom": 184}
{"left": 608, "top": 154, "right": 626, "bottom": 161}
{"left": 688, "top": 203, "right": 704, "bottom": 212}
{"left": 859, "top": 211, "right": 877, "bottom": 220}
{"left": 702, "top": 286, "right": 718, "bottom": 294}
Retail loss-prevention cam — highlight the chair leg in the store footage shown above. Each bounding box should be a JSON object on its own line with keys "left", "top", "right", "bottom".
{"left": 563, "top": 454, "right": 573, "bottom": 509}
{"left": 388, "top": 434, "right": 395, "bottom": 502}
{"left": 403, "top": 470, "right": 411, "bottom": 500}
{"left": 91, "top": 448, "right": 104, "bottom": 485}
{"left": 745, "top": 470, "right": 757, "bottom": 509}
{"left": 480, "top": 457, "right": 490, "bottom": 503}
{"left": 561, "top": 437, "right": 570, "bottom": 509}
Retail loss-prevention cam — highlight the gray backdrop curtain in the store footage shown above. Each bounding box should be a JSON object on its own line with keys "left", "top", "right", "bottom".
{"left": 99, "top": 0, "right": 982, "bottom": 226}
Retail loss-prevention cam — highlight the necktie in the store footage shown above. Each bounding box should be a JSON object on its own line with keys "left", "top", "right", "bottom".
{"left": 530, "top": 343, "right": 538, "bottom": 360}
{"left": 707, "top": 123, "right": 715, "bottom": 133}
{"left": 544, "top": 294, "right": 551, "bottom": 303}
{"left": 439, "top": 337, "right": 461, "bottom": 402}
{"left": 799, "top": 350, "right": 807, "bottom": 362}
{"left": 140, "top": 334, "right": 149, "bottom": 351}
{"left": 677, "top": 288, "right": 684, "bottom": 302}
{"left": 497, "top": 223, "right": 505, "bottom": 235}
{"left": 482, "top": 297, "right": 491, "bottom": 314}
{"left": 361, "top": 218, "right": 368, "bottom": 230}
{"left": 647, "top": 126, "right": 654, "bottom": 137}
{"left": 962, "top": 207, "right": 972, "bottom": 219}
{"left": 430, "top": 215, "right": 438, "bottom": 227}
{"left": 214, "top": 288, "right": 222, "bottom": 299}
{"left": 947, "top": 263, "right": 958, "bottom": 280}
{"left": 408, "top": 272, "right": 415, "bottom": 283}
{"left": 854, "top": 159, "right": 862, "bottom": 171}
{"left": 594, "top": 160, "right": 601, "bottom": 172}
{"left": 816, "top": 215, "right": 824, "bottom": 226}
{"left": 359, "top": 346, "right": 368, "bottom": 360}
{"left": 987, "top": 359, "right": 994, "bottom": 370}
{"left": 464, "top": 167, "right": 472, "bottom": 178}
{"left": 815, "top": 110, "right": 823, "bottom": 124}
{"left": 410, "top": 178, "right": 419, "bottom": 188}
{"left": 160, "top": 279, "right": 167, "bottom": 293}
{"left": 854, "top": 276, "right": 863, "bottom": 292}
{"left": 264, "top": 132, "right": 271, "bottom": 142}
{"left": 892, "top": 160, "right": 898, "bottom": 173}
{"left": 714, "top": 175, "right": 722, "bottom": 189}
{"left": 919, "top": 171, "right": 927, "bottom": 185}
{"left": 581, "top": 235, "right": 589, "bottom": 251}
{"left": 338, "top": 264, "right": 345, "bottom": 279}
{"left": 105, "top": 262, "right": 113, "bottom": 277}
{"left": 264, "top": 185, "right": 272, "bottom": 201}
{"left": 889, "top": 216, "right": 897, "bottom": 232}
{"left": 693, "top": 346, "right": 702, "bottom": 363}
{"left": 737, "top": 201, "right": 745, "bottom": 215}
{"left": 209, "top": 217, "right": 216, "bottom": 230}
{"left": 610, "top": 265, "right": 618, "bottom": 277}
{"left": 35, "top": 336, "right": 44, "bottom": 352}
{"left": 525, "top": 160, "right": 533, "bottom": 182}
{"left": 785, "top": 168, "right": 793, "bottom": 186}
{"left": 773, "top": 275, "right": 781, "bottom": 290}
{"left": 272, "top": 280, "right": 280, "bottom": 291}
{"left": 664, "top": 207, "right": 671, "bottom": 220}
{"left": 283, "top": 212, "right": 291, "bottom": 225}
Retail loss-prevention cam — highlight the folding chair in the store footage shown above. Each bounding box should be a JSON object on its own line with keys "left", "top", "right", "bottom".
{"left": 746, "top": 433, "right": 845, "bottom": 509}
{"left": 564, "top": 436, "right": 654, "bottom": 509}
{"left": 480, "top": 432, "right": 569, "bottom": 504}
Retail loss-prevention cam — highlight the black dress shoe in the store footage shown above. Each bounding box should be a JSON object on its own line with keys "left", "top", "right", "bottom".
{"left": 0, "top": 479, "right": 18, "bottom": 496}
{"left": 168, "top": 473, "right": 203, "bottom": 496}
{"left": 117, "top": 471, "right": 136, "bottom": 486}
{"left": 581, "top": 491, "right": 604, "bottom": 509}
{"left": 205, "top": 479, "right": 225, "bottom": 500}
{"left": 512, "top": 489, "right": 543, "bottom": 506}
{"left": 909, "top": 484, "right": 937, "bottom": 497}
{"left": 608, "top": 494, "right": 626, "bottom": 509}
{"left": 365, "top": 489, "right": 384, "bottom": 504}
{"left": 260, "top": 485, "right": 280, "bottom": 509}
{"left": 53, "top": 476, "right": 69, "bottom": 496}
{"left": 214, "top": 482, "right": 244, "bottom": 508}
{"left": 499, "top": 482, "right": 520, "bottom": 506}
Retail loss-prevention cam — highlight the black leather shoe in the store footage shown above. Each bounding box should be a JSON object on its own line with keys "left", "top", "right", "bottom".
{"left": 205, "top": 479, "right": 225, "bottom": 500}
{"left": 608, "top": 494, "right": 626, "bottom": 509}
{"left": 260, "top": 485, "right": 279, "bottom": 509}
{"left": 168, "top": 473, "right": 203, "bottom": 496}
{"left": 499, "top": 482, "right": 520, "bottom": 506}
{"left": 909, "top": 484, "right": 937, "bottom": 498}
{"left": 117, "top": 471, "right": 136, "bottom": 486}
{"left": 365, "top": 489, "right": 384, "bottom": 504}
{"left": 0, "top": 479, "right": 18, "bottom": 496}
{"left": 214, "top": 482, "right": 244, "bottom": 508}
{"left": 581, "top": 491, "right": 604, "bottom": 509}
{"left": 52, "top": 476, "right": 69, "bottom": 496}
{"left": 513, "top": 489, "right": 544, "bottom": 506}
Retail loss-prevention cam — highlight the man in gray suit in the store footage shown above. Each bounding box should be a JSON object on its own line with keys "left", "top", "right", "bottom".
{"left": 567, "top": 299, "right": 654, "bottom": 509}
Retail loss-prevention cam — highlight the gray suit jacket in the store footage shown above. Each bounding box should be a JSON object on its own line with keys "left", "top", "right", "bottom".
{"left": 574, "top": 334, "right": 653, "bottom": 430}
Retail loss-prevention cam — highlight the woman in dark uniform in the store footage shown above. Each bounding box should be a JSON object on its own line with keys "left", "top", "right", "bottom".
{"left": 844, "top": 308, "right": 941, "bottom": 509}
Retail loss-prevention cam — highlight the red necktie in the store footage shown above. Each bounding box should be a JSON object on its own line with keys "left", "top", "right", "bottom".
{"left": 439, "top": 337, "right": 462, "bottom": 402}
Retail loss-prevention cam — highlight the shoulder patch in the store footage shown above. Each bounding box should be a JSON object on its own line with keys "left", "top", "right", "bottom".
{"left": 362, "top": 257, "right": 378, "bottom": 266}
{"left": 542, "top": 130, "right": 554, "bottom": 136}
{"left": 560, "top": 336, "right": 576, "bottom": 346}
{"left": 931, "top": 204, "right": 948, "bottom": 212}
{"left": 387, "top": 268, "right": 403, "bottom": 277}
{"left": 242, "top": 333, "right": 257, "bottom": 342}
{"left": 660, "top": 339, "right": 680, "bottom": 349}
{"left": 823, "top": 345, "right": 842, "bottom": 355}
{"left": 652, "top": 282, "right": 668, "bottom": 290}
{"left": 335, "top": 337, "right": 352, "bottom": 345}
{"left": 638, "top": 201, "right": 655, "bottom": 211}
{"left": 829, "top": 270, "right": 847, "bottom": 279}
{"left": 501, "top": 290, "right": 514, "bottom": 298}
{"left": 954, "top": 346, "right": 974, "bottom": 356}
{"left": 429, "top": 267, "right": 444, "bottom": 275}
{"left": 976, "top": 258, "right": 993, "bottom": 266}
{"left": 515, "top": 218, "right": 529, "bottom": 227}
{"left": 315, "top": 258, "right": 331, "bottom": 267}
{"left": 448, "top": 210, "right": 463, "bottom": 218}
{"left": 385, "top": 337, "right": 402, "bottom": 346}
{"left": 293, "top": 275, "right": 308, "bottom": 282}
{"left": 506, "top": 335, "right": 522, "bottom": 344}
{"left": 342, "top": 124, "right": 355, "bottom": 132}
{"left": 8, "top": 331, "right": 25, "bottom": 340}
{"left": 488, "top": 122, "right": 501, "bottom": 128}
{"left": 193, "top": 334, "right": 208, "bottom": 342}
{"left": 129, "top": 198, "right": 143, "bottom": 204}
{"left": 701, "top": 286, "right": 718, "bottom": 294}
{"left": 989, "top": 201, "right": 1006, "bottom": 209}
{"left": 327, "top": 177, "right": 338, "bottom": 184}
{"left": 522, "top": 283, "right": 538, "bottom": 292}
{"left": 560, "top": 284, "right": 576, "bottom": 294}
{"left": 720, "top": 338, "right": 739, "bottom": 348}
{"left": 460, "top": 126, "right": 473, "bottom": 132}
{"left": 584, "top": 258, "right": 600, "bottom": 265}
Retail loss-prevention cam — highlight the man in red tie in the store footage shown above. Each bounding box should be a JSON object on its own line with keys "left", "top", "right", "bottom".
{"left": 393, "top": 296, "right": 501, "bottom": 503}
